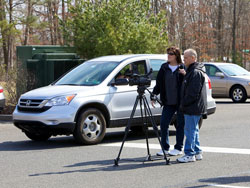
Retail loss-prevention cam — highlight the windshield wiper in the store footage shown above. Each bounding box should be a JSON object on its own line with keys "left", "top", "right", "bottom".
{"left": 57, "top": 84, "right": 82, "bottom": 86}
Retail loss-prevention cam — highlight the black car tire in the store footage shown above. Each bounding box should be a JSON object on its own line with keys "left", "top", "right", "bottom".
{"left": 230, "top": 86, "right": 247, "bottom": 103}
{"left": 174, "top": 117, "right": 203, "bottom": 129}
{"left": 24, "top": 131, "right": 51, "bottom": 141}
{"left": 73, "top": 108, "right": 106, "bottom": 145}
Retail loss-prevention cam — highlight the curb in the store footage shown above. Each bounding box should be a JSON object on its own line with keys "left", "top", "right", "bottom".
{"left": 0, "top": 114, "right": 13, "bottom": 122}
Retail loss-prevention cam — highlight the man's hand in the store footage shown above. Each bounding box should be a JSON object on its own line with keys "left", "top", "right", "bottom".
{"left": 150, "top": 93, "right": 157, "bottom": 108}
{"left": 179, "top": 69, "right": 186, "bottom": 75}
{"left": 151, "top": 100, "right": 156, "bottom": 108}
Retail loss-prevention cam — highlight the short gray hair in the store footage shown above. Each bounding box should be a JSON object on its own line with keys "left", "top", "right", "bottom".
{"left": 184, "top": 49, "right": 197, "bottom": 60}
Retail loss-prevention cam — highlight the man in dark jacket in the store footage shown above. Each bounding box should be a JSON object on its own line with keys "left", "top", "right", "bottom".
{"left": 177, "top": 49, "right": 207, "bottom": 163}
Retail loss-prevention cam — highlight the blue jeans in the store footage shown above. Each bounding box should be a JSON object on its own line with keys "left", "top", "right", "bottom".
{"left": 184, "top": 114, "right": 202, "bottom": 156}
{"left": 160, "top": 105, "right": 185, "bottom": 151}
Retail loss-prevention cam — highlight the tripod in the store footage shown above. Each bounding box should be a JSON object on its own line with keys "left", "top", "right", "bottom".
{"left": 114, "top": 85, "right": 170, "bottom": 166}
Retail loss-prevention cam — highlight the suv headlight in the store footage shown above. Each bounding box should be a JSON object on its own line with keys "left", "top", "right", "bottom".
{"left": 45, "top": 95, "right": 76, "bottom": 106}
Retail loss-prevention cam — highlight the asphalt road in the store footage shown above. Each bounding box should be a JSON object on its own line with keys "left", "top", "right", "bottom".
{"left": 1, "top": 98, "right": 250, "bottom": 188}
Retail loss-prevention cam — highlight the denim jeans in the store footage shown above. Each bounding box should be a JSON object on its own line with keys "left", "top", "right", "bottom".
{"left": 160, "top": 105, "right": 185, "bottom": 151}
{"left": 184, "top": 114, "right": 202, "bottom": 156}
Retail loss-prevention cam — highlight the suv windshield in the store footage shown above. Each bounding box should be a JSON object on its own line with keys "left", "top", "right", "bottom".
{"left": 55, "top": 61, "right": 120, "bottom": 86}
{"left": 218, "top": 64, "right": 250, "bottom": 76}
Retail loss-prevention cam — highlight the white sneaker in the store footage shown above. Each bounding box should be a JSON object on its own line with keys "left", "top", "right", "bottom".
{"left": 177, "top": 155, "right": 196, "bottom": 163}
{"left": 169, "top": 149, "right": 183, "bottom": 156}
{"left": 195, "top": 154, "right": 203, "bottom": 161}
{"left": 156, "top": 150, "right": 169, "bottom": 156}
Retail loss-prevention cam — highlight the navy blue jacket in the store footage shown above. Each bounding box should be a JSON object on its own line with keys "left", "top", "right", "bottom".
{"left": 152, "top": 62, "right": 185, "bottom": 106}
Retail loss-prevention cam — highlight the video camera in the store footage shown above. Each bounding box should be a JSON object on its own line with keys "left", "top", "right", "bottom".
{"left": 125, "top": 69, "right": 152, "bottom": 87}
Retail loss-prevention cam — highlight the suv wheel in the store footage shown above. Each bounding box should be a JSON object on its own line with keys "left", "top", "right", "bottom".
{"left": 24, "top": 131, "right": 51, "bottom": 141}
{"left": 74, "top": 108, "right": 106, "bottom": 145}
{"left": 230, "top": 86, "right": 247, "bottom": 103}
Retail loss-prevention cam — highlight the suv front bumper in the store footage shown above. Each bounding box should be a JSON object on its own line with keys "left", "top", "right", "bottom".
{"left": 12, "top": 105, "right": 77, "bottom": 135}
{"left": 13, "top": 120, "right": 75, "bottom": 135}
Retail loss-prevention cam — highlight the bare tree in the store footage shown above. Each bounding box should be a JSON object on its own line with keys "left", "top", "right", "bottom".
{"left": 0, "top": 0, "right": 8, "bottom": 70}
{"left": 23, "top": 0, "right": 33, "bottom": 45}
{"left": 232, "top": 0, "right": 237, "bottom": 63}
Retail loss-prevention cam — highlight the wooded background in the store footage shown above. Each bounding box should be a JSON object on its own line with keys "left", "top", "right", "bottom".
{"left": 0, "top": 0, "right": 250, "bottom": 72}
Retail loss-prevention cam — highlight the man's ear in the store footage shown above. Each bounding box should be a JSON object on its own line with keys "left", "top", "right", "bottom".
{"left": 192, "top": 56, "right": 196, "bottom": 62}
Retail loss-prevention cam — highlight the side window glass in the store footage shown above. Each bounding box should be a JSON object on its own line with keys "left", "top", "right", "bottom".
{"left": 132, "top": 60, "right": 147, "bottom": 75}
{"left": 115, "top": 60, "right": 147, "bottom": 80}
{"left": 205, "top": 65, "right": 221, "bottom": 76}
{"left": 149, "top": 59, "right": 166, "bottom": 80}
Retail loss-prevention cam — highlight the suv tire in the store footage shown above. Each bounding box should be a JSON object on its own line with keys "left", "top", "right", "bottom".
{"left": 74, "top": 108, "right": 106, "bottom": 145}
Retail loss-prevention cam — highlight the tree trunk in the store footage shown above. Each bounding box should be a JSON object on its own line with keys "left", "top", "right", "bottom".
{"left": 61, "top": 0, "right": 65, "bottom": 44}
{"left": 24, "top": 0, "right": 32, "bottom": 45}
{"left": 0, "top": 0, "right": 8, "bottom": 70}
{"left": 169, "top": 1, "right": 176, "bottom": 44}
{"left": 154, "top": 0, "right": 158, "bottom": 15}
{"left": 178, "top": 0, "right": 185, "bottom": 52}
{"left": 47, "top": 1, "right": 54, "bottom": 44}
{"left": 217, "top": 0, "right": 223, "bottom": 61}
{"left": 8, "top": 0, "right": 13, "bottom": 69}
{"left": 52, "top": 1, "right": 58, "bottom": 44}
{"left": 232, "top": 0, "right": 237, "bottom": 63}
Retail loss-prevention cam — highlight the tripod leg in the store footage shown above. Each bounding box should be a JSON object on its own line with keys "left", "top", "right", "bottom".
{"left": 139, "top": 98, "right": 151, "bottom": 161}
{"left": 142, "top": 96, "right": 170, "bottom": 165}
{"left": 114, "top": 96, "right": 140, "bottom": 166}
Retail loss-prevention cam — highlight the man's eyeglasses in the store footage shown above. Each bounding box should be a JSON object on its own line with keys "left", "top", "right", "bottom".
{"left": 167, "top": 52, "right": 175, "bottom": 56}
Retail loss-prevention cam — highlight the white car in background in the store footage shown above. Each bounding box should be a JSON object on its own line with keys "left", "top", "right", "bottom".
{"left": 13, "top": 55, "right": 216, "bottom": 144}
{"left": 0, "top": 85, "right": 5, "bottom": 112}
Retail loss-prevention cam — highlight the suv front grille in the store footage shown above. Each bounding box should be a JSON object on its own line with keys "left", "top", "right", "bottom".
{"left": 19, "top": 99, "right": 44, "bottom": 107}
{"left": 18, "top": 98, "right": 50, "bottom": 113}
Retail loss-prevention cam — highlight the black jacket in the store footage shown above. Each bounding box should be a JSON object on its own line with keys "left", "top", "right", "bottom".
{"left": 180, "top": 62, "right": 207, "bottom": 115}
{"left": 152, "top": 62, "right": 184, "bottom": 106}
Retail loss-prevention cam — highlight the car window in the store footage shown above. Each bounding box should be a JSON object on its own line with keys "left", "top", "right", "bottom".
{"left": 115, "top": 60, "right": 147, "bottom": 80}
{"left": 218, "top": 64, "right": 250, "bottom": 76}
{"left": 149, "top": 59, "right": 166, "bottom": 80}
{"left": 205, "top": 65, "right": 222, "bottom": 76}
{"left": 55, "top": 61, "right": 120, "bottom": 86}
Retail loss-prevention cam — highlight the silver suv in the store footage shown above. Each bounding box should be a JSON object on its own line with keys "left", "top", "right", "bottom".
{"left": 13, "top": 55, "right": 216, "bottom": 144}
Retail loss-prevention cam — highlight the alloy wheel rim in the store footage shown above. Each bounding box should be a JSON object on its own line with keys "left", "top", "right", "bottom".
{"left": 233, "top": 88, "right": 243, "bottom": 101}
{"left": 82, "top": 114, "right": 101, "bottom": 140}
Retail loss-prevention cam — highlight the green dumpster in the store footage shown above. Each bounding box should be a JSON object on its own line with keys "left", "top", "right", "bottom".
{"left": 16, "top": 45, "right": 85, "bottom": 96}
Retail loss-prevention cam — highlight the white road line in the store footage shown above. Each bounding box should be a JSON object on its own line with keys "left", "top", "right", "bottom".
{"left": 209, "top": 184, "right": 250, "bottom": 188}
{"left": 102, "top": 142, "right": 250, "bottom": 155}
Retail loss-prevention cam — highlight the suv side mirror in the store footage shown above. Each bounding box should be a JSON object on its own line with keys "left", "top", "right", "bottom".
{"left": 111, "top": 78, "right": 129, "bottom": 86}
{"left": 215, "top": 72, "right": 224, "bottom": 78}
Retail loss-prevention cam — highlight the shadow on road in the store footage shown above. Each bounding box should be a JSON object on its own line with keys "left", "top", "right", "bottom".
{"left": 0, "top": 137, "right": 78, "bottom": 151}
{"left": 29, "top": 156, "right": 181, "bottom": 177}
{"left": 0, "top": 129, "right": 176, "bottom": 151}
{"left": 215, "top": 100, "right": 250, "bottom": 104}
{"left": 184, "top": 175, "right": 250, "bottom": 188}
